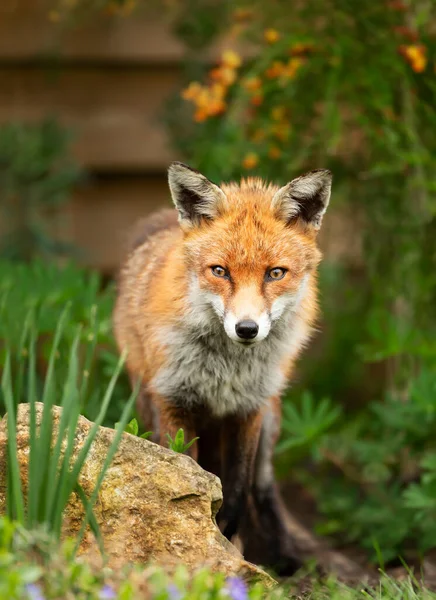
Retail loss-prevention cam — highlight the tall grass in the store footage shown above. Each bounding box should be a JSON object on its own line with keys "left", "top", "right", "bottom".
{"left": 2, "top": 304, "right": 136, "bottom": 555}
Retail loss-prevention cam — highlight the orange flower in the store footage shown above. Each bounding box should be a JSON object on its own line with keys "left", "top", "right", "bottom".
{"left": 195, "top": 88, "right": 212, "bottom": 109}
{"left": 266, "top": 61, "right": 285, "bottom": 78}
{"left": 243, "top": 76, "right": 262, "bottom": 92}
{"left": 210, "top": 83, "right": 226, "bottom": 100}
{"left": 209, "top": 101, "right": 227, "bottom": 116}
{"left": 210, "top": 66, "right": 237, "bottom": 86}
{"left": 251, "top": 94, "right": 263, "bottom": 107}
{"left": 399, "top": 44, "right": 427, "bottom": 72}
{"left": 221, "top": 50, "right": 242, "bottom": 69}
{"left": 283, "top": 57, "right": 303, "bottom": 79}
{"left": 264, "top": 28, "right": 280, "bottom": 44}
{"left": 242, "top": 152, "right": 259, "bottom": 169}
{"left": 182, "top": 82, "right": 203, "bottom": 101}
{"left": 268, "top": 146, "right": 281, "bottom": 159}
{"left": 194, "top": 109, "right": 208, "bottom": 123}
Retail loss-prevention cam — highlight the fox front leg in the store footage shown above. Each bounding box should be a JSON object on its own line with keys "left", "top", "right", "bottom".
{"left": 217, "top": 411, "right": 263, "bottom": 541}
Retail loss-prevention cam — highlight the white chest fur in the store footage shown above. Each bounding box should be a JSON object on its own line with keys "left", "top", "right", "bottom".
{"left": 150, "top": 315, "right": 307, "bottom": 417}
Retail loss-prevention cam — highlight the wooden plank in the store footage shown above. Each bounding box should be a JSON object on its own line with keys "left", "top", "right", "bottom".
{"left": 0, "top": 1, "right": 185, "bottom": 63}
{"left": 66, "top": 175, "right": 172, "bottom": 272}
{"left": 0, "top": 1, "right": 250, "bottom": 63}
{"left": 0, "top": 65, "right": 180, "bottom": 170}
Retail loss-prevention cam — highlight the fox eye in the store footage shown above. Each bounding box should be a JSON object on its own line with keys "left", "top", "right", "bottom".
{"left": 266, "top": 267, "right": 287, "bottom": 281}
{"left": 211, "top": 265, "right": 228, "bottom": 278}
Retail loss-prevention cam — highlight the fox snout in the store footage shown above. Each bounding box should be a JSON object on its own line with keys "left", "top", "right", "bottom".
{"left": 235, "top": 320, "right": 259, "bottom": 340}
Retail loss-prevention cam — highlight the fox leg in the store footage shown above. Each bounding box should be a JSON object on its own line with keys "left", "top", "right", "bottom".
{"left": 241, "top": 396, "right": 301, "bottom": 575}
{"left": 217, "top": 411, "right": 263, "bottom": 541}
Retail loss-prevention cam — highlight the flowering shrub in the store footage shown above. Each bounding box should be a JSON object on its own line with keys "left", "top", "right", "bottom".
{"left": 162, "top": 0, "right": 436, "bottom": 564}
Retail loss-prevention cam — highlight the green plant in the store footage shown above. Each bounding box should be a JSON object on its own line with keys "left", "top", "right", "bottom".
{"left": 116, "top": 417, "right": 152, "bottom": 439}
{"left": 0, "top": 119, "right": 81, "bottom": 260}
{"left": 3, "top": 307, "right": 136, "bottom": 550}
{"left": 300, "top": 365, "right": 436, "bottom": 563}
{"left": 0, "top": 259, "right": 130, "bottom": 426}
{"left": 276, "top": 392, "right": 341, "bottom": 455}
{"left": 166, "top": 428, "right": 199, "bottom": 454}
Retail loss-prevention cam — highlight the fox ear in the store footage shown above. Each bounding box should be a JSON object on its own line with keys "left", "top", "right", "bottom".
{"left": 168, "top": 162, "right": 227, "bottom": 228}
{"left": 271, "top": 169, "right": 332, "bottom": 230}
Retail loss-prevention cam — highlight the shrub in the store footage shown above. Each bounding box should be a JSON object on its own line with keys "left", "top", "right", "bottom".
{"left": 159, "top": 0, "right": 436, "bottom": 564}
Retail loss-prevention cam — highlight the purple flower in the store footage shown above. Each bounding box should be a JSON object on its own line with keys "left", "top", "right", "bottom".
{"left": 99, "top": 584, "right": 117, "bottom": 599}
{"left": 167, "top": 583, "right": 182, "bottom": 600}
{"left": 225, "top": 577, "right": 248, "bottom": 600}
{"left": 25, "top": 584, "right": 45, "bottom": 600}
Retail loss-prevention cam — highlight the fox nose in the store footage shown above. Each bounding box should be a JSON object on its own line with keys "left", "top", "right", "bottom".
{"left": 235, "top": 320, "right": 259, "bottom": 340}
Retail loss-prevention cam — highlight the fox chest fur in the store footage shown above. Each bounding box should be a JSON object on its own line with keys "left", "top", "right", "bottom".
{"left": 150, "top": 310, "right": 307, "bottom": 417}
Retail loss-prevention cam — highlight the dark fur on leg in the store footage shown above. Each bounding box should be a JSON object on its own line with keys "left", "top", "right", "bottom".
{"left": 240, "top": 484, "right": 302, "bottom": 576}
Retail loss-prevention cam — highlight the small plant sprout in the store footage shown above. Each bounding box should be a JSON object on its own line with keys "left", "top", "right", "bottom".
{"left": 166, "top": 429, "right": 199, "bottom": 454}
{"left": 115, "top": 417, "right": 152, "bottom": 439}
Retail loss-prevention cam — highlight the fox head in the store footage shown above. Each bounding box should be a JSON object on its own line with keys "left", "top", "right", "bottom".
{"left": 168, "top": 162, "right": 332, "bottom": 346}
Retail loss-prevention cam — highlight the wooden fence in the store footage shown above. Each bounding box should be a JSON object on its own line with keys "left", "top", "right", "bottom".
{"left": 1, "top": 0, "right": 361, "bottom": 273}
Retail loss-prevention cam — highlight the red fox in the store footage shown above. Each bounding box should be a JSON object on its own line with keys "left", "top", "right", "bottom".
{"left": 113, "top": 162, "right": 332, "bottom": 574}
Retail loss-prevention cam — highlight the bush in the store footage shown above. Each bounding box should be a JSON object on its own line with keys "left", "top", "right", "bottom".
{"left": 160, "top": 0, "right": 436, "bottom": 564}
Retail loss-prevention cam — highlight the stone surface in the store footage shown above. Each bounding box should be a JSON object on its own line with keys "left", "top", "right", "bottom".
{"left": 0, "top": 403, "right": 275, "bottom": 587}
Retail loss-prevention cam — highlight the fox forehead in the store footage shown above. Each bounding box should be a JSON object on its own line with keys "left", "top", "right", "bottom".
{"left": 183, "top": 182, "right": 319, "bottom": 270}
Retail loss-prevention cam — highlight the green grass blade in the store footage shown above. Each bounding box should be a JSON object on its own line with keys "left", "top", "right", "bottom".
{"left": 79, "top": 304, "right": 99, "bottom": 405}
{"left": 52, "top": 351, "right": 127, "bottom": 535}
{"left": 74, "top": 483, "right": 105, "bottom": 557}
{"left": 52, "top": 393, "right": 82, "bottom": 539}
{"left": 14, "top": 310, "right": 33, "bottom": 405}
{"left": 34, "top": 305, "right": 70, "bottom": 522}
{"left": 73, "top": 383, "right": 138, "bottom": 555}
{"left": 44, "top": 327, "right": 81, "bottom": 526}
{"left": 68, "top": 351, "right": 127, "bottom": 482}
{"left": 2, "top": 352, "right": 25, "bottom": 523}
{"left": 27, "top": 321, "right": 39, "bottom": 529}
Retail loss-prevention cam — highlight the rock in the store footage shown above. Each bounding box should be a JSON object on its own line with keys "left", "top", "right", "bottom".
{"left": 0, "top": 403, "right": 275, "bottom": 588}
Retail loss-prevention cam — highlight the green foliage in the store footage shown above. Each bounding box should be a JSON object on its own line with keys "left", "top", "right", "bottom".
{"left": 2, "top": 307, "right": 136, "bottom": 549}
{"left": 0, "top": 259, "right": 130, "bottom": 426}
{"left": 166, "top": 428, "right": 199, "bottom": 454}
{"left": 276, "top": 392, "right": 341, "bottom": 454}
{"left": 162, "top": 0, "right": 436, "bottom": 564}
{"left": 116, "top": 417, "right": 152, "bottom": 439}
{"left": 300, "top": 365, "right": 436, "bottom": 563}
{"left": 1, "top": 515, "right": 435, "bottom": 599}
{"left": 0, "top": 119, "right": 81, "bottom": 260}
